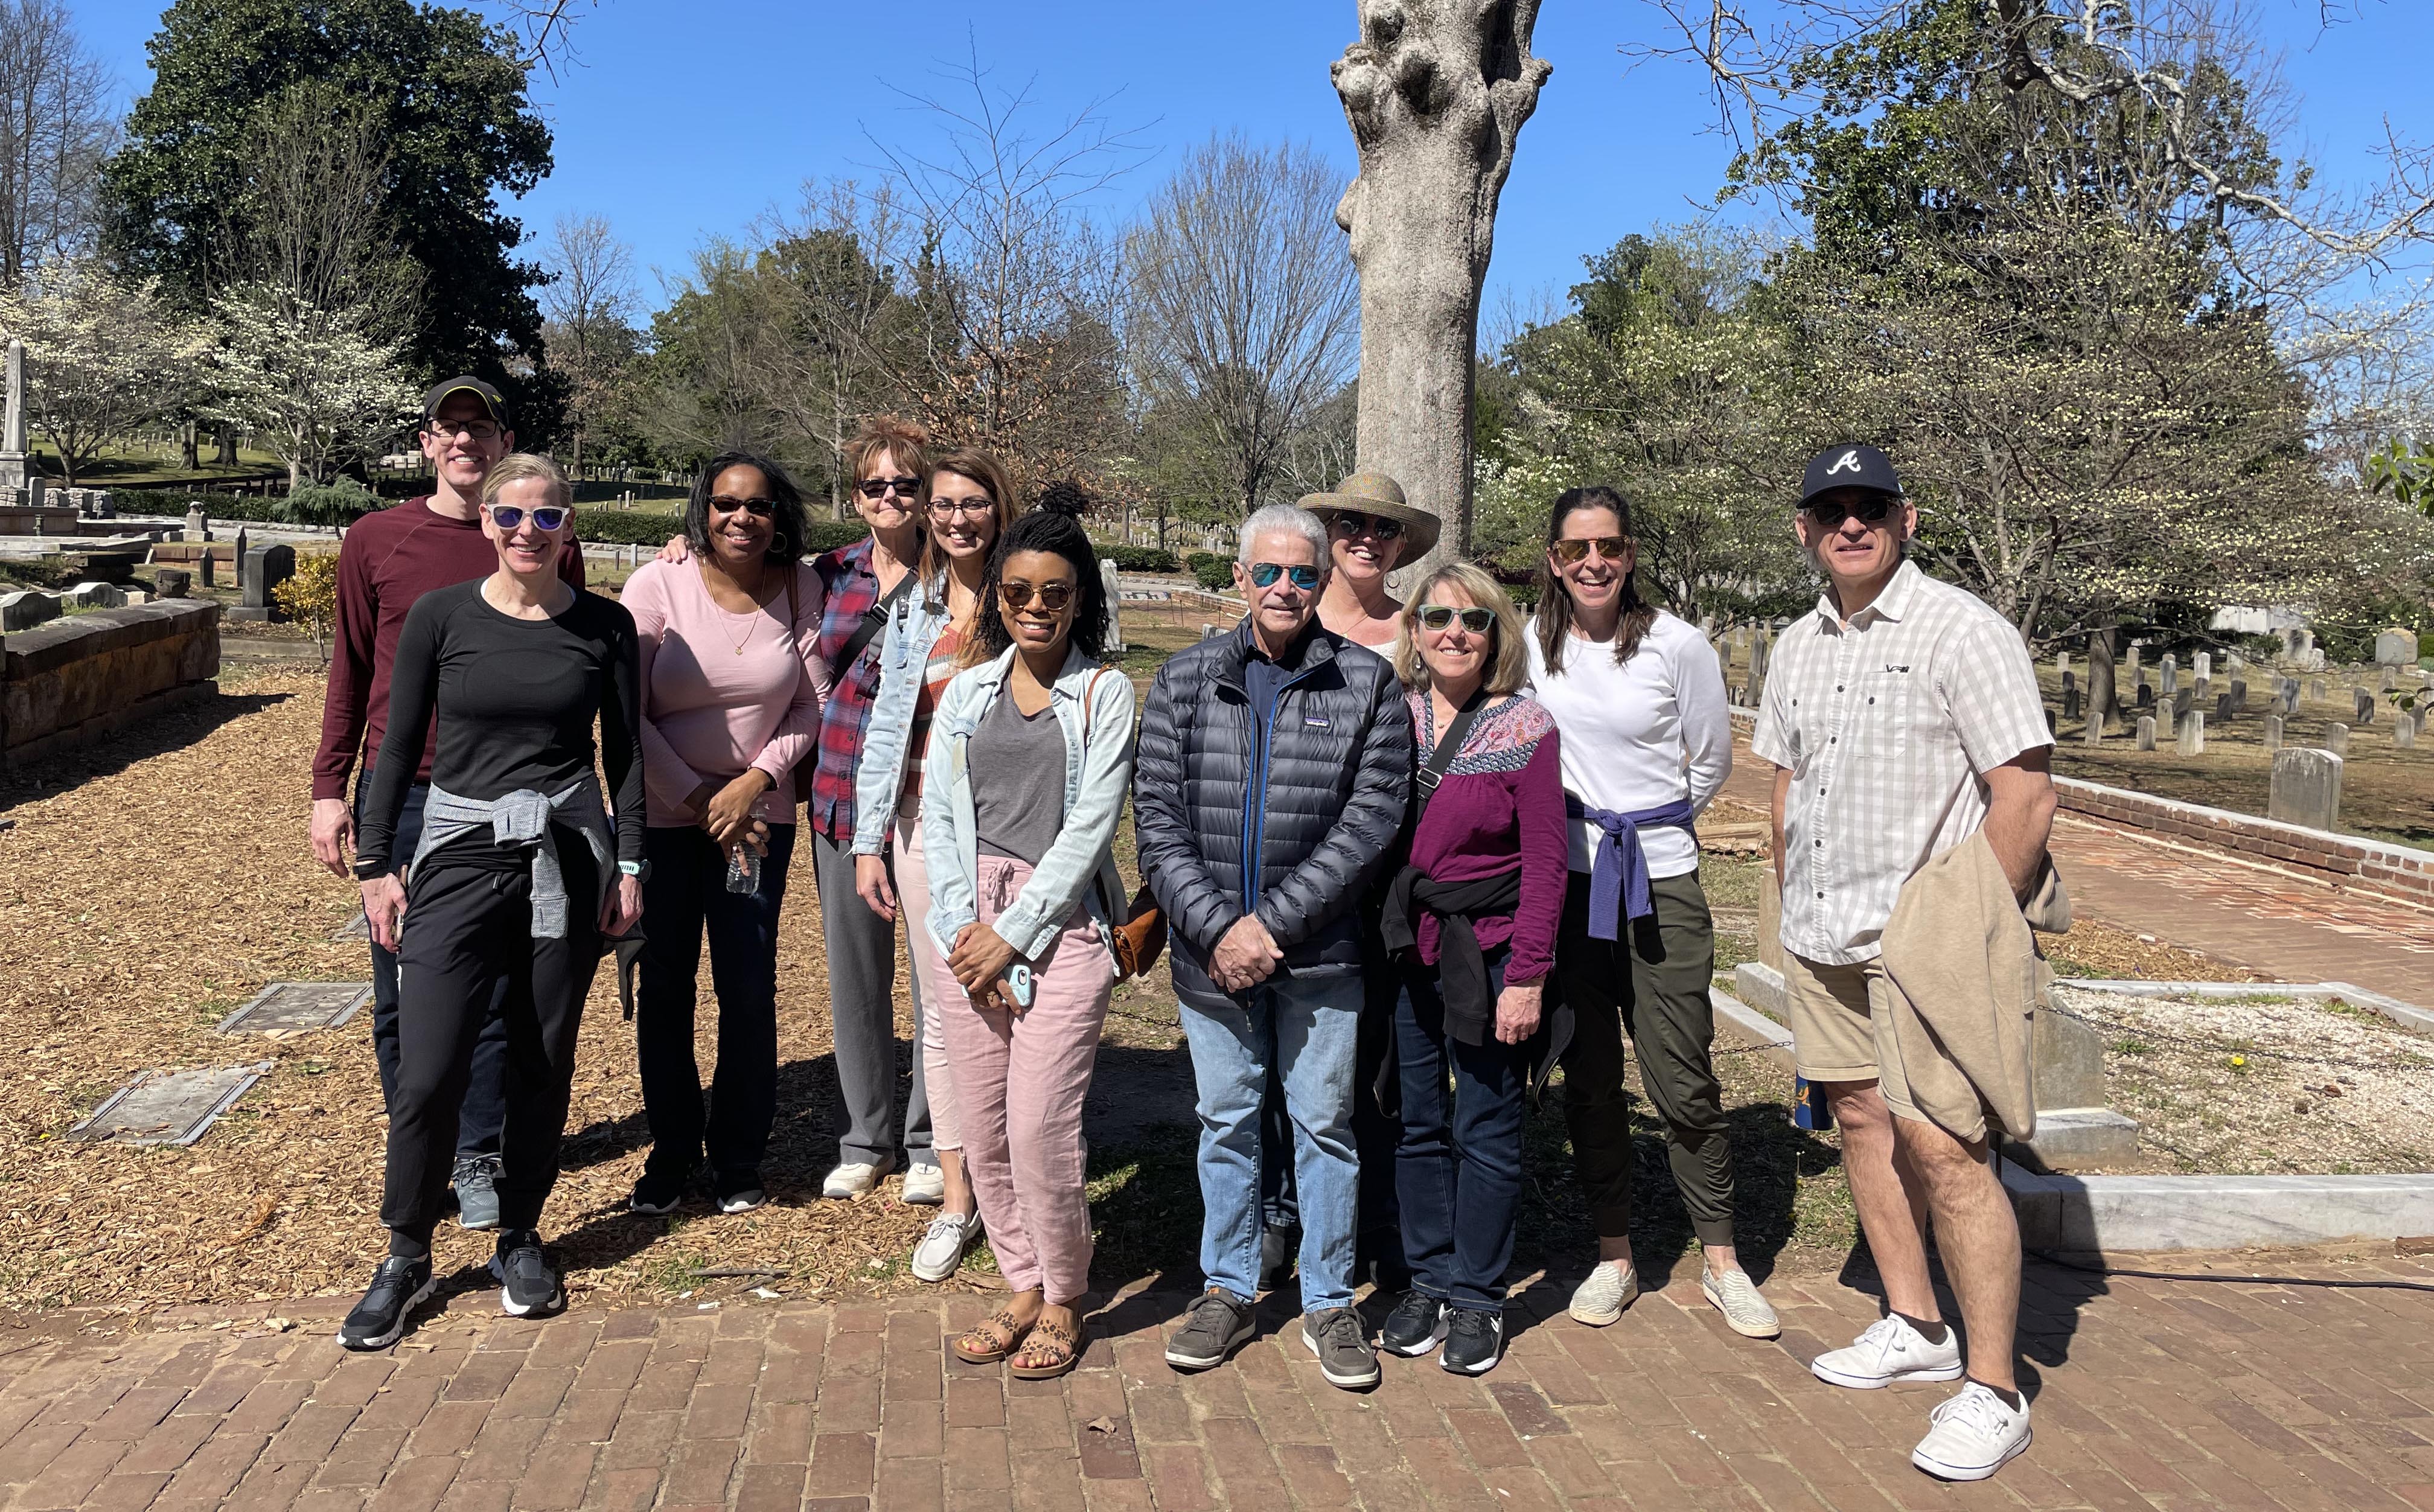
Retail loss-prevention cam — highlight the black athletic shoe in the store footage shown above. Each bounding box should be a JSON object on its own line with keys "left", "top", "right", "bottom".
{"left": 1440, "top": 1308, "right": 1505, "bottom": 1376}
{"left": 492, "top": 1230, "right": 565, "bottom": 1318}
{"left": 714, "top": 1172, "right": 767, "bottom": 1215}
{"left": 1258, "top": 1223, "right": 1298, "bottom": 1292}
{"left": 628, "top": 1169, "right": 688, "bottom": 1216}
{"left": 1380, "top": 1290, "right": 1448, "bottom": 1357}
{"left": 337, "top": 1256, "right": 434, "bottom": 1351}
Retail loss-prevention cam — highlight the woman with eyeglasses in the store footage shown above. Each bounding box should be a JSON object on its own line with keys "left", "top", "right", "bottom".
{"left": 621, "top": 451, "right": 829, "bottom": 1218}
{"left": 340, "top": 453, "right": 644, "bottom": 1350}
{"left": 852, "top": 448, "right": 1020, "bottom": 1284}
{"left": 924, "top": 485, "right": 1134, "bottom": 1381}
{"left": 1522, "top": 486, "right": 1778, "bottom": 1342}
{"left": 1370, "top": 564, "right": 1566, "bottom": 1376}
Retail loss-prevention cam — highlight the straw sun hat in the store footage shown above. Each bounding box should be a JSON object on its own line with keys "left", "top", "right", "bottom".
{"left": 1295, "top": 473, "right": 1441, "bottom": 564}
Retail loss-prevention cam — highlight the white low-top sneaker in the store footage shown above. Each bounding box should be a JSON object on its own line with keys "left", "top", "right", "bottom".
{"left": 901, "top": 1163, "right": 946, "bottom": 1206}
{"left": 1567, "top": 1260, "right": 1640, "bottom": 1326}
{"left": 1911, "top": 1382, "right": 2032, "bottom": 1481}
{"left": 910, "top": 1211, "right": 981, "bottom": 1283}
{"left": 1810, "top": 1315, "right": 1965, "bottom": 1389}
{"left": 1701, "top": 1268, "right": 1781, "bottom": 1338}
{"left": 822, "top": 1157, "right": 894, "bottom": 1200}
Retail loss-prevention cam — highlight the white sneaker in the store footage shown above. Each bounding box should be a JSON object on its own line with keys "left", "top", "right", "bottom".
{"left": 901, "top": 1162, "right": 946, "bottom": 1206}
{"left": 1911, "top": 1382, "right": 2032, "bottom": 1481}
{"left": 822, "top": 1156, "right": 895, "bottom": 1199}
{"left": 1567, "top": 1260, "right": 1640, "bottom": 1326}
{"left": 1810, "top": 1315, "right": 1965, "bottom": 1390}
{"left": 1701, "top": 1268, "right": 1781, "bottom": 1338}
{"left": 910, "top": 1211, "right": 981, "bottom": 1283}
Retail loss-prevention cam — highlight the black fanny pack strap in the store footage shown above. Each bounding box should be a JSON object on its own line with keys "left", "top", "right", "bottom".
{"left": 1413, "top": 689, "right": 1490, "bottom": 819}
{"left": 837, "top": 566, "right": 918, "bottom": 678}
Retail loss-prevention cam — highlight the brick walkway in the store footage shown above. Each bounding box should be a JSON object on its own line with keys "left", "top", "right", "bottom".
{"left": 5, "top": 1252, "right": 2433, "bottom": 1511}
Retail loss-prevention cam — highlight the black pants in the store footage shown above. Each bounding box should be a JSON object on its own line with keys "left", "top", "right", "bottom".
{"left": 382, "top": 837, "right": 603, "bottom": 1240}
{"left": 636, "top": 823, "right": 796, "bottom": 1187}
{"left": 1556, "top": 869, "right": 1737, "bottom": 1249}
{"left": 357, "top": 774, "right": 509, "bottom": 1163}
{"left": 1394, "top": 949, "right": 1524, "bottom": 1310}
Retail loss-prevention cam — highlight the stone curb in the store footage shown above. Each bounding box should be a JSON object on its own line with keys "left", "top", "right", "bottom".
{"left": 2056, "top": 976, "right": 2434, "bottom": 1036}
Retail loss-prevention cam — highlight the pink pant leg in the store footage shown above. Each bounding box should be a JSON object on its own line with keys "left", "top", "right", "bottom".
{"left": 893, "top": 823, "right": 959, "bottom": 1152}
{"left": 936, "top": 860, "right": 1030, "bottom": 1286}
{"left": 1001, "top": 902, "right": 1114, "bottom": 1304}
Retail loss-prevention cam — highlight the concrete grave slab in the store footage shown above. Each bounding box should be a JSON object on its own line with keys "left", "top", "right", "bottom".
{"left": 68, "top": 1062, "right": 272, "bottom": 1146}
{"left": 216, "top": 982, "right": 371, "bottom": 1035}
{"left": 331, "top": 910, "right": 370, "bottom": 941}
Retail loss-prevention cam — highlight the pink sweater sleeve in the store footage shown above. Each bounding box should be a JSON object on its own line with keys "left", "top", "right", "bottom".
{"left": 625, "top": 563, "right": 709, "bottom": 821}
{"left": 750, "top": 563, "right": 831, "bottom": 788}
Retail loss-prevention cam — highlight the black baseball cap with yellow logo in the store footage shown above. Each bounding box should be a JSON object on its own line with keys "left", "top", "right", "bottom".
{"left": 422, "top": 375, "right": 511, "bottom": 431}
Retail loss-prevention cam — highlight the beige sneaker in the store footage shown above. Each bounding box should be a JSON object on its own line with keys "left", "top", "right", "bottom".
{"left": 1567, "top": 1260, "right": 1640, "bottom": 1326}
{"left": 820, "top": 1155, "right": 895, "bottom": 1199}
{"left": 1701, "top": 1267, "right": 1781, "bottom": 1338}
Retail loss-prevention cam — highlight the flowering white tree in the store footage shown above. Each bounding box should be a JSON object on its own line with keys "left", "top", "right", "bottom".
{"left": 205, "top": 282, "right": 418, "bottom": 488}
{"left": 0, "top": 257, "right": 205, "bottom": 483}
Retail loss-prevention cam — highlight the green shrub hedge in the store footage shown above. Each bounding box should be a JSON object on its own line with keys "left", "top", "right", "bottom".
{"left": 572, "top": 509, "right": 867, "bottom": 557}
{"left": 1099, "top": 543, "right": 1179, "bottom": 573}
{"left": 1184, "top": 551, "right": 1235, "bottom": 592}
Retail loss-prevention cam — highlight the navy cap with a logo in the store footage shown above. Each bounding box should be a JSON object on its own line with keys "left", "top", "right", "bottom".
{"left": 1799, "top": 442, "right": 1901, "bottom": 506}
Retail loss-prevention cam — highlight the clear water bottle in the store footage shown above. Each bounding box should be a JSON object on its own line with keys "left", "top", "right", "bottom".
{"left": 724, "top": 843, "right": 759, "bottom": 895}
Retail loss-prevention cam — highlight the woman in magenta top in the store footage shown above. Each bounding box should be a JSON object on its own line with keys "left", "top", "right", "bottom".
{"left": 620, "top": 450, "right": 830, "bottom": 1218}
{"left": 1375, "top": 561, "right": 1568, "bottom": 1377}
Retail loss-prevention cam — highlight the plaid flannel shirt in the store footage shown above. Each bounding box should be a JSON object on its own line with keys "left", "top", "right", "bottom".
{"left": 807, "top": 535, "right": 890, "bottom": 843}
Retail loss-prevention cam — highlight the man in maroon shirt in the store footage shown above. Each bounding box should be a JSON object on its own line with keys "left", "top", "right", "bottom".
{"left": 309, "top": 377, "right": 586, "bottom": 1231}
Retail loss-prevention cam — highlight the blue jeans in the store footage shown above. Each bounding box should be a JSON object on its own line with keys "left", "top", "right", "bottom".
{"left": 1181, "top": 973, "right": 1364, "bottom": 1313}
{"left": 636, "top": 824, "right": 796, "bottom": 1185}
{"left": 1393, "top": 949, "right": 1524, "bottom": 1311}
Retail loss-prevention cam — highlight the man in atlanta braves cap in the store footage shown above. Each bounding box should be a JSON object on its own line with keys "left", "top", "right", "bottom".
{"left": 1754, "top": 442, "right": 2059, "bottom": 1482}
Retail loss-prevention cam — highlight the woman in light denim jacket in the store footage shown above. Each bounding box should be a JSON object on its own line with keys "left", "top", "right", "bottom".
{"left": 925, "top": 488, "right": 1135, "bottom": 1382}
{"left": 849, "top": 448, "right": 1018, "bottom": 1284}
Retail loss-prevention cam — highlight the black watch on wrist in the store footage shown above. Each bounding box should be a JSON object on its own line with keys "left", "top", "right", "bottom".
{"left": 352, "top": 859, "right": 389, "bottom": 883}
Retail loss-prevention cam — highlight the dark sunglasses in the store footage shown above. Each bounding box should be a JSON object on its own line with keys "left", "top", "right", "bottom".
{"left": 1551, "top": 535, "right": 1627, "bottom": 565}
{"left": 1000, "top": 579, "right": 1075, "bottom": 611}
{"left": 488, "top": 504, "right": 569, "bottom": 532}
{"left": 857, "top": 476, "right": 922, "bottom": 499}
{"left": 709, "top": 494, "right": 776, "bottom": 517}
{"left": 1326, "top": 511, "right": 1404, "bottom": 541}
{"left": 1248, "top": 562, "right": 1323, "bottom": 591}
{"left": 1417, "top": 604, "right": 1495, "bottom": 634}
{"left": 1802, "top": 495, "right": 1897, "bottom": 526}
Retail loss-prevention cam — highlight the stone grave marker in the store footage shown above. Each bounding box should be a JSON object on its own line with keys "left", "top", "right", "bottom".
{"left": 2269, "top": 748, "right": 2342, "bottom": 830}
{"left": 2136, "top": 715, "right": 2156, "bottom": 750}
{"left": 2135, "top": 680, "right": 2154, "bottom": 707}
{"left": 2082, "top": 708, "right": 2103, "bottom": 744}
{"left": 2228, "top": 652, "right": 2245, "bottom": 678}
{"left": 2384, "top": 665, "right": 2402, "bottom": 692}
{"left": 229, "top": 543, "right": 296, "bottom": 622}
{"left": 2401, "top": 719, "right": 2420, "bottom": 751}
{"left": 1100, "top": 560, "right": 1124, "bottom": 654}
{"left": 0, "top": 587, "right": 59, "bottom": 631}
{"left": 2356, "top": 688, "right": 2376, "bottom": 723}
{"left": 2127, "top": 645, "right": 2143, "bottom": 676}
{"left": 2195, "top": 651, "right": 2211, "bottom": 681}
{"left": 2062, "top": 683, "right": 2081, "bottom": 721}
{"left": 2061, "top": 668, "right": 2076, "bottom": 696}
{"left": 68, "top": 1063, "right": 272, "bottom": 1146}
{"left": 2229, "top": 678, "right": 2247, "bottom": 710}
{"left": 234, "top": 526, "right": 249, "bottom": 568}
{"left": 63, "top": 581, "right": 125, "bottom": 610}
{"left": 217, "top": 983, "right": 372, "bottom": 1035}
{"left": 197, "top": 547, "right": 215, "bottom": 588}
{"left": 2177, "top": 710, "right": 2205, "bottom": 755}
{"left": 2311, "top": 677, "right": 2327, "bottom": 701}
{"left": 2056, "top": 650, "right": 2071, "bottom": 678}
{"left": 2328, "top": 723, "right": 2350, "bottom": 755}
{"left": 2378, "top": 627, "right": 2421, "bottom": 667}
{"left": 2263, "top": 715, "right": 2283, "bottom": 751}
{"left": 2215, "top": 692, "right": 2234, "bottom": 722}
{"left": 2043, "top": 708, "right": 2057, "bottom": 738}
{"left": 182, "top": 504, "right": 206, "bottom": 541}
{"left": 2160, "top": 654, "right": 2178, "bottom": 695}
{"left": 155, "top": 567, "right": 190, "bottom": 599}
{"left": 2173, "top": 687, "right": 2193, "bottom": 719}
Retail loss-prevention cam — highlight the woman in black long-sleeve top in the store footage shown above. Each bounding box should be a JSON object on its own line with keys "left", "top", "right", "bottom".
{"left": 340, "top": 453, "right": 646, "bottom": 1350}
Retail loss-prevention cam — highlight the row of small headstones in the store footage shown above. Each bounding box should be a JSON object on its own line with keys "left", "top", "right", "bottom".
{"left": 0, "top": 480, "right": 117, "bottom": 520}
{"left": 2055, "top": 669, "right": 2422, "bottom": 726}
{"left": 0, "top": 580, "right": 154, "bottom": 631}
{"left": 2048, "top": 707, "right": 2423, "bottom": 757}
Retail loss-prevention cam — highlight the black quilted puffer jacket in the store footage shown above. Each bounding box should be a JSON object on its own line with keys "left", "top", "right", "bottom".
{"left": 1133, "top": 619, "right": 1413, "bottom": 1010}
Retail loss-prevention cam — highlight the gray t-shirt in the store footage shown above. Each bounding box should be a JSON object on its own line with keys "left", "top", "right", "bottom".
{"left": 971, "top": 687, "right": 1067, "bottom": 864}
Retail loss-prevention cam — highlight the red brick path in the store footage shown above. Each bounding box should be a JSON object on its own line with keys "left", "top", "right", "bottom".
{"left": 6, "top": 1254, "right": 2434, "bottom": 1511}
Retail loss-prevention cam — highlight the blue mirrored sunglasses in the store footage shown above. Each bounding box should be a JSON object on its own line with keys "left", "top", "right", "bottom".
{"left": 1248, "top": 562, "right": 1322, "bottom": 590}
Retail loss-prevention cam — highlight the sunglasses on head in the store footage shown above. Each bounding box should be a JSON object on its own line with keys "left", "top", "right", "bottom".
{"left": 709, "top": 494, "right": 776, "bottom": 517}
{"left": 488, "top": 504, "right": 569, "bottom": 532}
{"left": 1326, "top": 511, "right": 1404, "bottom": 541}
{"left": 1802, "top": 494, "right": 1897, "bottom": 526}
{"left": 1417, "top": 604, "right": 1495, "bottom": 634}
{"left": 1551, "top": 535, "right": 1627, "bottom": 565}
{"left": 857, "top": 476, "right": 921, "bottom": 499}
{"left": 1248, "top": 562, "right": 1323, "bottom": 591}
{"left": 1000, "top": 579, "right": 1075, "bottom": 611}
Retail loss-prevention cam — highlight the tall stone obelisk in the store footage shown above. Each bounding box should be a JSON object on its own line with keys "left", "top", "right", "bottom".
{"left": 0, "top": 339, "right": 27, "bottom": 491}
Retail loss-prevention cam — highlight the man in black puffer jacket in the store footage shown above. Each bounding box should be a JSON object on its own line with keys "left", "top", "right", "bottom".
{"left": 1136, "top": 504, "right": 1413, "bottom": 1390}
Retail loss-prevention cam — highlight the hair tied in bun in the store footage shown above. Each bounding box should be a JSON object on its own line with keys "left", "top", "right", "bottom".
{"left": 1037, "top": 479, "right": 1091, "bottom": 518}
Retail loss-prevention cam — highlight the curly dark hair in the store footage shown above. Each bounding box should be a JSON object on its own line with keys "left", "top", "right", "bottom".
{"left": 682, "top": 450, "right": 813, "bottom": 567}
{"left": 969, "top": 480, "right": 1108, "bottom": 664}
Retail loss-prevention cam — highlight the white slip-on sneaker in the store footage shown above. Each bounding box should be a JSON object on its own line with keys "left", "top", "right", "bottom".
{"left": 910, "top": 1211, "right": 981, "bottom": 1283}
{"left": 1701, "top": 1268, "right": 1781, "bottom": 1339}
{"left": 822, "top": 1156, "right": 895, "bottom": 1200}
{"left": 1568, "top": 1260, "right": 1640, "bottom": 1326}
{"left": 900, "top": 1162, "right": 947, "bottom": 1206}
{"left": 1810, "top": 1315, "right": 1965, "bottom": 1389}
{"left": 1911, "top": 1382, "right": 2032, "bottom": 1481}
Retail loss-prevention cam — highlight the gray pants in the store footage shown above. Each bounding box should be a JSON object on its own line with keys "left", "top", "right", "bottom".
{"left": 812, "top": 828, "right": 934, "bottom": 1169}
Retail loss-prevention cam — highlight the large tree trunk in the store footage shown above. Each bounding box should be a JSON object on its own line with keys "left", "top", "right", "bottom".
{"left": 1333, "top": 0, "right": 1549, "bottom": 572}
{"left": 181, "top": 419, "right": 199, "bottom": 471}
{"left": 2087, "top": 614, "right": 2119, "bottom": 734}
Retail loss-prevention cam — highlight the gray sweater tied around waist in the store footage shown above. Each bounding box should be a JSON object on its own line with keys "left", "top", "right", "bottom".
{"left": 410, "top": 776, "right": 615, "bottom": 939}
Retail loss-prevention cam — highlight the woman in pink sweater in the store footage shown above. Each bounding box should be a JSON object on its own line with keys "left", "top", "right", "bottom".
{"left": 620, "top": 451, "right": 831, "bottom": 1217}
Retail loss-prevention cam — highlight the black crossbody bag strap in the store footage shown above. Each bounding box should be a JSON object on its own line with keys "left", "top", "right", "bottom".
{"left": 837, "top": 566, "right": 918, "bottom": 678}
{"left": 1412, "top": 688, "right": 1490, "bottom": 822}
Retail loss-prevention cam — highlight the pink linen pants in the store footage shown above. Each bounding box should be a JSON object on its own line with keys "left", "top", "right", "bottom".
{"left": 892, "top": 821, "right": 960, "bottom": 1152}
{"left": 924, "top": 855, "right": 1113, "bottom": 1303}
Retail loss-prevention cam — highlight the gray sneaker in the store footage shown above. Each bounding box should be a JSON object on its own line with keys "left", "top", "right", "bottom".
{"left": 1301, "top": 1306, "right": 1381, "bottom": 1389}
{"left": 452, "top": 1153, "right": 503, "bottom": 1231}
{"left": 1164, "top": 1289, "right": 1256, "bottom": 1371}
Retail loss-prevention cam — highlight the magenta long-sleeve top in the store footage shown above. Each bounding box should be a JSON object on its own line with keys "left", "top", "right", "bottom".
{"left": 622, "top": 558, "right": 832, "bottom": 828}
{"left": 1407, "top": 691, "right": 1570, "bottom": 984}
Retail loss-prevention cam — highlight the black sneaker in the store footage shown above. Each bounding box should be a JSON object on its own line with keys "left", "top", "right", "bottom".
{"left": 1258, "top": 1224, "right": 1298, "bottom": 1293}
{"left": 1379, "top": 1290, "right": 1447, "bottom": 1357}
{"left": 337, "top": 1256, "right": 433, "bottom": 1351}
{"left": 1441, "top": 1308, "right": 1504, "bottom": 1376}
{"left": 491, "top": 1230, "right": 565, "bottom": 1317}
{"left": 452, "top": 1153, "right": 503, "bottom": 1231}
{"left": 1302, "top": 1306, "right": 1381, "bottom": 1389}
{"left": 714, "top": 1172, "right": 766, "bottom": 1215}
{"left": 628, "top": 1168, "right": 688, "bottom": 1216}
{"left": 1164, "top": 1289, "right": 1257, "bottom": 1371}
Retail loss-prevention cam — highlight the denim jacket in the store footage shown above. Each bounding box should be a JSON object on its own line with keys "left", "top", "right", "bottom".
{"left": 920, "top": 645, "right": 1137, "bottom": 963}
{"left": 851, "top": 575, "right": 959, "bottom": 856}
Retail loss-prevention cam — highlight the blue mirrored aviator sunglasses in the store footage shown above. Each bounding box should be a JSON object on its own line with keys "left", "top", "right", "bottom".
{"left": 1248, "top": 562, "right": 1322, "bottom": 590}
{"left": 490, "top": 504, "right": 570, "bottom": 532}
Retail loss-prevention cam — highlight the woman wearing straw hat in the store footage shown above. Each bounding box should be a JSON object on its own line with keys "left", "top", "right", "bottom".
{"left": 1298, "top": 473, "right": 1442, "bottom": 651}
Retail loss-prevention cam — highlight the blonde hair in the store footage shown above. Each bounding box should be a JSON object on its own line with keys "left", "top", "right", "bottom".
{"left": 479, "top": 452, "right": 570, "bottom": 511}
{"left": 1393, "top": 563, "right": 1528, "bottom": 695}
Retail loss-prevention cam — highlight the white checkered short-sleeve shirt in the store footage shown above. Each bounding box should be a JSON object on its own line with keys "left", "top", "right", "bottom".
{"left": 1752, "top": 560, "right": 2052, "bottom": 965}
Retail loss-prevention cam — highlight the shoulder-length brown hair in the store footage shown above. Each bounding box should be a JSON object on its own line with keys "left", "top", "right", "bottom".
{"left": 919, "top": 447, "right": 1021, "bottom": 601}
{"left": 1533, "top": 485, "right": 1658, "bottom": 675}
{"left": 1393, "top": 562, "right": 1528, "bottom": 695}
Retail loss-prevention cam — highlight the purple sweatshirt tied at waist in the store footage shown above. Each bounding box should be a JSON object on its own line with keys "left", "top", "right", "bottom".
{"left": 1568, "top": 794, "right": 1699, "bottom": 940}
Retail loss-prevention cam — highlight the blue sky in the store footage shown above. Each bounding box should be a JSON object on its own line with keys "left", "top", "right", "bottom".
{"left": 77, "top": 0, "right": 2434, "bottom": 319}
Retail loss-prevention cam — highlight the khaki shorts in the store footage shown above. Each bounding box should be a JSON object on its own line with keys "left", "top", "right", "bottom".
{"left": 1781, "top": 952, "right": 1987, "bottom": 1141}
